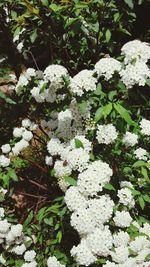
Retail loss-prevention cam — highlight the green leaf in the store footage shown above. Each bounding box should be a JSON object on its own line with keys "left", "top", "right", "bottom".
{"left": 0, "top": 91, "right": 16, "bottom": 105}
{"left": 103, "top": 103, "right": 112, "bottom": 119}
{"left": 114, "top": 12, "right": 120, "bottom": 22}
{"left": 143, "top": 195, "right": 150, "bottom": 203}
{"left": 138, "top": 196, "right": 145, "bottom": 210}
{"left": 114, "top": 103, "right": 135, "bottom": 125}
{"left": 24, "top": 210, "right": 33, "bottom": 227}
{"left": 94, "top": 83, "right": 102, "bottom": 96}
{"left": 94, "top": 106, "right": 104, "bottom": 122}
{"left": 78, "top": 101, "right": 87, "bottom": 114}
{"left": 105, "top": 29, "right": 111, "bottom": 43}
{"left": 124, "top": 0, "right": 134, "bottom": 9}
{"left": 56, "top": 231, "right": 62, "bottom": 243}
{"left": 37, "top": 207, "right": 46, "bottom": 223}
{"left": 41, "top": 0, "right": 49, "bottom": 7}
{"left": 30, "top": 30, "right": 38, "bottom": 43}
{"left": 146, "top": 79, "right": 150, "bottom": 87}
{"left": 64, "top": 176, "right": 77, "bottom": 186}
{"left": 50, "top": 4, "right": 63, "bottom": 12}
{"left": 133, "top": 161, "right": 146, "bottom": 168}
{"left": 64, "top": 18, "right": 79, "bottom": 29}
{"left": 74, "top": 138, "right": 84, "bottom": 149}
{"left": 8, "top": 169, "right": 18, "bottom": 182}
{"left": 104, "top": 183, "right": 115, "bottom": 191}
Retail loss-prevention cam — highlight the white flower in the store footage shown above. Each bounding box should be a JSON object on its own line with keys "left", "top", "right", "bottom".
{"left": 120, "top": 61, "right": 150, "bottom": 89}
{"left": 47, "top": 256, "right": 65, "bottom": 267}
{"left": 13, "top": 127, "right": 24, "bottom": 138}
{"left": 96, "top": 124, "right": 118, "bottom": 144}
{"left": 77, "top": 160, "right": 113, "bottom": 197}
{"left": 12, "top": 244, "right": 26, "bottom": 255}
{"left": 122, "top": 131, "right": 138, "bottom": 147}
{"left": 86, "top": 226, "right": 113, "bottom": 256}
{"left": 140, "top": 118, "right": 150, "bottom": 136}
{"left": 0, "top": 208, "right": 5, "bottom": 219}
{"left": 71, "top": 239, "right": 97, "bottom": 266}
{"left": 70, "top": 70, "right": 97, "bottom": 96}
{"left": 44, "top": 64, "right": 68, "bottom": 90}
{"left": 21, "top": 261, "right": 37, "bottom": 267}
{"left": 12, "top": 139, "right": 29, "bottom": 155}
{"left": 45, "top": 156, "right": 53, "bottom": 166}
{"left": 22, "top": 130, "right": 33, "bottom": 141}
{"left": 130, "top": 236, "right": 150, "bottom": 253}
{"left": 22, "top": 119, "right": 32, "bottom": 128}
{"left": 117, "top": 188, "right": 135, "bottom": 207}
{"left": 0, "top": 255, "right": 6, "bottom": 265}
{"left": 10, "top": 224, "right": 23, "bottom": 238}
{"left": 121, "top": 40, "right": 150, "bottom": 64}
{"left": 70, "top": 135, "right": 92, "bottom": 153}
{"left": 64, "top": 148, "right": 90, "bottom": 172}
{"left": 17, "top": 42, "right": 23, "bottom": 52}
{"left": 24, "top": 250, "right": 36, "bottom": 262}
{"left": 0, "top": 219, "right": 10, "bottom": 233}
{"left": 65, "top": 186, "right": 87, "bottom": 212}
{"left": 0, "top": 155, "right": 10, "bottom": 167}
{"left": 54, "top": 160, "right": 72, "bottom": 178}
{"left": 1, "top": 144, "right": 11, "bottom": 154}
{"left": 57, "top": 177, "right": 69, "bottom": 192}
{"left": 113, "top": 231, "right": 130, "bottom": 247}
{"left": 140, "top": 223, "right": 150, "bottom": 236}
{"left": 110, "top": 246, "right": 129, "bottom": 263}
{"left": 47, "top": 138, "right": 64, "bottom": 156}
{"left": 94, "top": 57, "right": 122, "bottom": 80}
{"left": 16, "top": 75, "right": 28, "bottom": 93}
{"left": 134, "top": 148, "right": 148, "bottom": 161}
{"left": 113, "top": 211, "right": 132, "bottom": 228}
{"left": 25, "top": 68, "right": 36, "bottom": 79}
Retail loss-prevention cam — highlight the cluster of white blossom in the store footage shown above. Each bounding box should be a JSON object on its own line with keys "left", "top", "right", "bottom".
{"left": 94, "top": 58, "right": 122, "bottom": 80}
{"left": 69, "top": 70, "right": 97, "bottom": 96}
{"left": 134, "top": 147, "right": 148, "bottom": 161}
{"left": 96, "top": 124, "right": 118, "bottom": 145}
{"left": 122, "top": 131, "right": 138, "bottom": 147}
{"left": 47, "top": 256, "right": 65, "bottom": 267}
{"left": 140, "top": 118, "right": 150, "bottom": 136}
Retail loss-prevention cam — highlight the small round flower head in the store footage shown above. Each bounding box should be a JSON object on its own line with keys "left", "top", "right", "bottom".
{"left": 96, "top": 124, "right": 118, "bottom": 144}
{"left": 25, "top": 68, "right": 36, "bottom": 79}
{"left": 87, "top": 195, "right": 114, "bottom": 225}
{"left": 44, "top": 64, "right": 68, "bottom": 90}
{"left": 12, "top": 139, "right": 29, "bottom": 155}
{"left": 129, "top": 236, "right": 150, "bottom": 253}
{"left": 0, "top": 208, "right": 5, "bottom": 218}
{"left": 15, "top": 75, "right": 28, "bottom": 93}
{"left": 121, "top": 40, "right": 150, "bottom": 64}
{"left": 103, "top": 261, "right": 117, "bottom": 267}
{"left": 22, "top": 130, "right": 33, "bottom": 141}
{"left": 120, "top": 61, "right": 150, "bottom": 89}
{"left": 113, "top": 211, "right": 132, "bottom": 228}
{"left": 13, "top": 127, "right": 24, "bottom": 138}
{"left": 0, "top": 219, "right": 10, "bottom": 233}
{"left": 122, "top": 131, "right": 138, "bottom": 147}
{"left": 140, "top": 118, "right": 150, "bottom": 136}
{"left": 22, "top": 119, "right": 32, "bottom": 128}
{"left": 134, "top": 148, "right": 148, "bottom": 161}
{"left": 1, "top": 144, "right": 11, "bottom": 154}
{"left": 24, "top": 250, "right": 36, "bottom": 262}
{"left": 140, "top": 223, "right": 150, "bottom": 236}
{"left": 10, "top": 224, "right": 23, "bottom": 238}
{"left": 77, "top": 160, "right": 113, "bottom": 197}
{"left": 70, "top": 135, "right": 92, "bottom": 153}
{"left": 64, "top": 148, "right": 90, "bottom": 172}
{"left": 47, "top": 138, "right": 64, "bottom": 156}
{"left": 54, "top": 160, "right": 72, "bottom": 178}
{"left": 45, "top": 156, "right": 53, "bottom": 166}
{"left": 21, "top": 261, "right": 37, "bottom": 267}
{"left": 0, "top": 155, "right": 10, "bottom": 167}
{"left": 65, "top": 186, "right": 87, "bottom": 212}
{"left": 86, "top": 226, "right": 113, "bottom": 256}
{"left": 70, "top": 70, "right": 97, "bottom": 96}
{"left": 0, "top": 255, "right": 6, "bottom": 265}
{"left": 117, "top": 188, "right": 135, "bottom": 207}
{"left": 47, "top": 256, "right": 66, "bottom": 267}
{"left": 71, "top": 239, "right": 97, "bottom": 266}
{"left": 94, "top": 57, "right": 122, "bottom": 80}
{"left": 120, "top": 181, "right": 133, "bottom": 189}
{"left": 12, "top": 244, "right": 26, "bottom": 255}
{"left": 110, "top": 246, "right": 129, "bottom": 264}
{"left": 57, "top": 177, "right": 69, "bottom": 192}
{"left": 113, "top": 231, "right": 130, "bottom": 248}
{"left": 71, "top": 207, "right": 96, "bottom": 235}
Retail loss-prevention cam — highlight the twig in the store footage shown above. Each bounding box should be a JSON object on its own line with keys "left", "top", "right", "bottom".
{"left": 29, "top": 179, "right": 48, "bottom": 191}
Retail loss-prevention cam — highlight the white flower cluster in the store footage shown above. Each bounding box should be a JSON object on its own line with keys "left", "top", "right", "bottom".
{"left": 94, "top": 58, "right": 122, "bottom": 80}
{"left": 117, "top": 188, "right": 135, "bottom": 208}
{"left": 134, "top": 147, "right": 148, "bottom": 161}
{"left": 47, "top": 256, "right": 65, "bottom": 267}
{"left": 96, "top": 124, "right": 118, "bottom": 145}
{"left": 122, "top": 131, "right": 138, "bottom": 147}
{"left": 140, "top": 118, "right": 150, "bottom": 136}
{"left": 69, "top": 70, "right": 97, "bottom": 96}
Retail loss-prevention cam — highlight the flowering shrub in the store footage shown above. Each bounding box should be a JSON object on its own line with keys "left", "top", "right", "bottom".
{"left": 0, "top": 39, "right": 150, "bottom": 267}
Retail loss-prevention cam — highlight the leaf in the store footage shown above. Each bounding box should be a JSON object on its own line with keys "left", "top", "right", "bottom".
{"left": 94, "top": 106, "right": 104, "bottom": 122}
{"left": 114, "top": 12, "right": 120, "bottom": 22}
{"left": 0, "top": 91, "right": 16, "bottom": 105}
{"left": 143, "top": 195, "right": 150, "bottom": 203}
{"left": 94, "top": 83, "right": 102, "bottom": 96}
{"left": 8, "top": 169, "right": 18, "bottom": 181}
{"left": 23, "top": 0, "right": 39, "bottom": 15}
{"left": 64, "top": 176, "right": 77, "bottom": 186}
{"left": 64, "top": 18, "right": 79, "bottom": 29}
{"left": 133, "top": 161, "right": 146, "bottom": 168}
{"left": 138, "top": 196, "right": 145, "bottom": 210}
{"left": 104, "top": 183, "right": 115, "bottom": 191}
{"left": 146, "top": 79, "right": 150, "bottom": 87}
{"left": 30, "top": 30, "right": 38, "bottom": 43}
{"left": 50, "top": 4, "right": 63, "bottom": 12}
{"left": 78, "top": 101, "right": 87, "bottom": 114}
{"left": 37, "top": 207, "right": 46, "bottom": 223}
{"left": 124, "top": 0, "right": 134, "bottom": 9}
{"left": 24, "top": 210, "right": 33, "bottom": 227}
{"left": 114, "top": 103, "right": 135, "bottom": 125}
{"left": 56, "top": 231, "right": 62, "bottom": 243}
{"left": 74, "top": 138, "right": 84, "bottom": 149}
{"left": 41, "top": 0, "right": 49, "bottom": 7}
{"left": 105, "top": 29, "right": 111, "bottom": 43}
{"left": 103, "top": 103, "right": 112, "bottom": 119}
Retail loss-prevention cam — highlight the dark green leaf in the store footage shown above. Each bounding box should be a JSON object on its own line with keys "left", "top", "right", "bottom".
{"left": 64, "top": 176, "right": 77, "bottom": 186}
